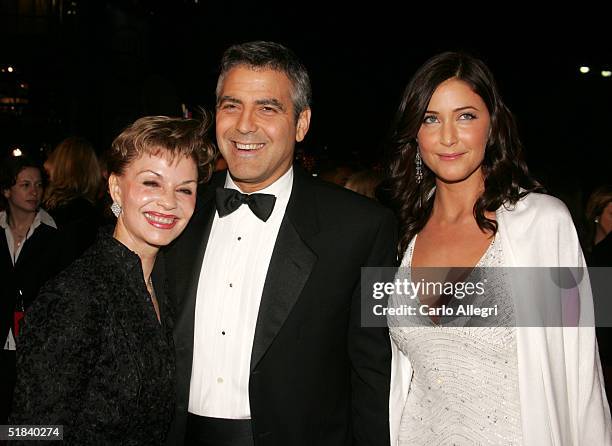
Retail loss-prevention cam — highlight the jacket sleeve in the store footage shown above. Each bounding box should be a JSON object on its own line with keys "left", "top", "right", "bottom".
{"left": 10, "top": 286, "right": 99, "bottom": 430}
{"left": 546, "top": 198, "right": 611, "bottom": 444}
{"left": 502, "top": 194, "right": 612, "bottom": 445}
{"left": 348, "top": 208, "right": 397, "bottom": 446}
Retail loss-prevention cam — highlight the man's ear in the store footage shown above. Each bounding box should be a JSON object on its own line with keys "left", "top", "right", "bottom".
{"left": 108, "top": 173, "right": 122, "bottom": 206}
{"left": 295, "top": 108, "right": 311, "bottom": 143}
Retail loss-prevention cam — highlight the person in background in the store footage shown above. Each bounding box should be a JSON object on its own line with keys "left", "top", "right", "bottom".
{"left": 387, "top": 51, "right": 610, "bottom": 445}
{"left": 318, "top": 162, "right": 354, "bottom": 187}
{"left": 43, "top": 136, "right": 103, "bottom": 267}
{"left": 585, "top": 185, "right": 612, "bottom": 405}
{"left": 0, "top": 156, "right": 59, "bottom": 425}
{"left": 10, "top": 115, "right": 216, "bottom": 444}
{"left": 585, "top": 185, "right": 612, "bottom": 266}
{"left": 345, "top": 169, "right": 383, "bottom": 200}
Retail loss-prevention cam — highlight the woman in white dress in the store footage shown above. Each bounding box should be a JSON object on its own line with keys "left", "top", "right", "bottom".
{"left": 387, "top": 51, "right": 611, "bottom": 445}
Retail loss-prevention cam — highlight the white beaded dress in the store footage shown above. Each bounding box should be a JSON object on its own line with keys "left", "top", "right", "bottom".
{"left": 389, "top": 236, "right": 523, "bottom": 445}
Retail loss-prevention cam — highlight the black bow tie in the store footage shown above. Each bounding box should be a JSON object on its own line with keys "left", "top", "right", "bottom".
{"left": 215, "top": 187, "right": 277, "bottom": 222}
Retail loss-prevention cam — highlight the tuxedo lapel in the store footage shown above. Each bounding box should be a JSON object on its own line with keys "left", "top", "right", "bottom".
{"left": 250, "top": 169, "right": 318, "bottom": 371}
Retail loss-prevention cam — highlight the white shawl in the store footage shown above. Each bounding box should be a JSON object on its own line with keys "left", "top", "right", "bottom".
{"left": 389, "top": 192, "right": 612, "bottom": 445}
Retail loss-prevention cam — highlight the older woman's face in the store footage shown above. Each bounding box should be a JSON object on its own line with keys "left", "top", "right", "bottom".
{"left": 417, "top": 78, "right": 491, "bottom": 185}
{"left": 110, "top": 151, "right": 197, "bottom": 256}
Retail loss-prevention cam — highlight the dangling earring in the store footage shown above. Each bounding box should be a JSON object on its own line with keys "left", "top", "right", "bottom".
{"left": 111, "top": 202, "right": 122, "bottom": 217}
{"left": 415, "top": 150, "right": 423, "bottom": 184}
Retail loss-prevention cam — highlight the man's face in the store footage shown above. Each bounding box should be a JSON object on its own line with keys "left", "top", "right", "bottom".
{"left": 215, "top": 66, "right": 310, "bottom": 193}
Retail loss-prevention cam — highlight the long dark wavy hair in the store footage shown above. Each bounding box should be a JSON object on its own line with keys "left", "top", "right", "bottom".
{"left": 388, "top": 52, "right": 543, "bottom": 256}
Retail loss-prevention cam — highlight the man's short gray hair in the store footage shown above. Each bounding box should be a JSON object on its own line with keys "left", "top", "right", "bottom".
{"left": 216, "top": 41, "right": 312, "bottom": 121}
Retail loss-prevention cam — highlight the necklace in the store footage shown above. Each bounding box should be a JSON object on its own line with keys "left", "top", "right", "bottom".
{"left": 9, "top": 220, "right": 31, "bottom": 247}
{"left": 12, "top": 229, "right": 28, "bottom": 247}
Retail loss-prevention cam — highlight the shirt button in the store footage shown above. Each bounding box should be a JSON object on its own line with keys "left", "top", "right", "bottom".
{"left": 229, "top": 283, "right": 233, "bottom": 288}
{"left": 222, "top": 331, "right": 226, "bottom": 335}
{"left": 217, "top": 377, "right": 224, "bottom": 384}
{"left": 237, "top": 236, "right": 242, "bottom": 241}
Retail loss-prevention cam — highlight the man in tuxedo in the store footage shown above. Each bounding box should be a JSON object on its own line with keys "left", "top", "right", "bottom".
{"left": 162, "top": 41, "right": 397, "bottom": 446}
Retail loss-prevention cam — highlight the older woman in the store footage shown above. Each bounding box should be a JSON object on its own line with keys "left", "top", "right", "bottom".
{"left": 387, "top": 52, "right": 611, "bottom": 445}
{"left": 11, "top": 115, "right": 216, "bottom": 444}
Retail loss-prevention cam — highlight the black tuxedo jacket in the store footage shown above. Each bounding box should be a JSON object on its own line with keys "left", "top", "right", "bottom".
{"left": 161, "top": 168, "right": 397, "bottom": 446}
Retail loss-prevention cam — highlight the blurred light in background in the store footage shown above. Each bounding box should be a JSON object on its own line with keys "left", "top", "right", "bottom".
{"left": 579, "top": 66, "right": 590, "bottom": 74}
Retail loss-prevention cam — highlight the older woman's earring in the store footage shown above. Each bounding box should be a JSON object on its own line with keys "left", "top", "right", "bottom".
{"left": 415, "top": 151, "right": 423, "bottom": 184}
{"left": 595, "top": 217, "right": 600, "bottom": 224}
{"left": 111, "top": 202, "right": 122, "bottom": 217}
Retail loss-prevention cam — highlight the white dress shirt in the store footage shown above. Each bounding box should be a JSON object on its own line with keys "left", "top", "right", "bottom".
{"left": 189, "top": 168, "right": 293, "bottom": 419}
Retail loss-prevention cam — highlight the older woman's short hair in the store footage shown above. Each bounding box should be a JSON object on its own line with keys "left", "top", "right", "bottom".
{"left": 108, "top": 114, "right": 217, "bottom": 184}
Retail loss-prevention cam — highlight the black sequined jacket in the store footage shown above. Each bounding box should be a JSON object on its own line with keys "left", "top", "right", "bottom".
{"left": 10, "top": 231, "right": 175, "bottom": 445}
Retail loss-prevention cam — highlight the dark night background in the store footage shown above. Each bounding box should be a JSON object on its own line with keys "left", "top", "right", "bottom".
{"left": 1, "top": 1, "right": 611, "bottom": 229}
